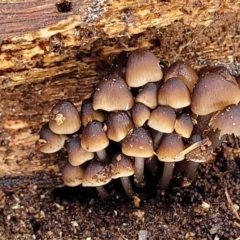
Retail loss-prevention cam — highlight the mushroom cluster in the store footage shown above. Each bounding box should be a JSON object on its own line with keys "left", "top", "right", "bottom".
{"left": 36, "top": 48, "right": 240, "bottom": 199}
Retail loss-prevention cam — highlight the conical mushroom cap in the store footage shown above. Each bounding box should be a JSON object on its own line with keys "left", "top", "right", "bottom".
{"left": 92, "top": 74, "right": 134, "bottom": 111}
{"left": 158, "top": 77, "right": 191, "bottom": 109}
{"left": 125, "top": 49, "right": 163, "bottom": 87}
{"left": 174, "top": 113, "right": 193, "bottom": 138}
{"left": 121, "top": 127, "right": 154, "bottom": 158}
{"left": 131, "top": 103, "right": 151, "bottom": 127}
{"left": 156, "top": 133, "right": 184, "bottom": 162}
{"left": 209, "top": 104, "right": 240, "bottom": 138}
{"left": 191, "top": 72, "right": 240, "bottom": 115}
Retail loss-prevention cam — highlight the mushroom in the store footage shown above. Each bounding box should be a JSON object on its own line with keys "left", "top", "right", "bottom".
{"left": 121, "top": 127, "right": 154, "bottom": 187}
{"left": 67, "top": 135, "right": 94, "bottom": 166}
{"left": 163, "top": 60, "right": 198, "bottom": 92}
{"left": 174, "top": 113, "right": 194, "bottom": 139}
{"left": 61, "top": 162, "right": 85, "bottom": 187}
{"left": 131, "top": 103, "right": 151, "bottom": 127}
{"left": 155, "top": 132, "right": 184, "bottom": 190}
{"left": 49, "top": 100, "right": 81, "bottom": 134}
{"left": 111, "top": 153, "right": 136, "bottom": 198}
{"left": 92, "top": 74, "right": 134, "bottom": 111}
{"left": 125, "top": 48, "right": 163, "bottom": 87}
{"left": 82, "top": 161, "right": 112, "bottom": 198}
{"left": 36, "top": 122, "right": 66, "bottom": 153}
{"left": 81, "top": 120, "right": 109, "bottom": 163}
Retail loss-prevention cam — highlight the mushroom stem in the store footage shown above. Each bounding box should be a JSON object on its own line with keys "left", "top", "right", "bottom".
{"left": 96, "top": 149, "right": 110, "bottom": 163}
{"left": 158, "top": 162, "right": 175, "bottom": 190}
{"left": 184, "top": 161, "right": 199, "bottom": 181}
{"left": 134, "top": 157, "right": 145, "bottom": 188}
{"left": 153, "top": 132, "right": 163, "bottom": 149}
{"left": 120, "top": 177, "right": 135, "bottom": 198}
{"left": 146, "top": 157, "right": 158, "bottom": 175}
{"left": 206, "top": 129, "right": 227, "bottom": 152}
{"left": 96, "top": 186, "right": 110, "bottom": 199}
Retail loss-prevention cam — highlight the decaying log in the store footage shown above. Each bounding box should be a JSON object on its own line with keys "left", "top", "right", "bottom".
{"left": 0, "top": 0, "right": 239, "bottom": 190}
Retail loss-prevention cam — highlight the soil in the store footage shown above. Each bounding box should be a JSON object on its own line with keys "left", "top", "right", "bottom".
{"left": 0, "top": 153, "right": 239, "bottom": 240}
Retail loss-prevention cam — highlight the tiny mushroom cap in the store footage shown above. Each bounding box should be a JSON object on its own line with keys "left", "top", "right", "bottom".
{"left": 125, "top": 48, "right": 163, "bottom": 87}
{"left": 37, "top": 122, "right": 66, "bottom": 153}
{"left": 163, "top": 60, "right": 198, "bottom": 92}
{"left": 158, "top": 77, "right": 191, "bottom": 109}
{"left": 121, "top": 127, "right": 154, "bottom": 158}
{"left": 82, "top": 161, "right": 112, "bottom": 187}
{"left": 61, "top": 162, "right": 85, "bottom": 187}
{"left": 135, "top": 82, "right": 158, "bottom": 109}
{"left": 92, "top": 74, "right": 134, "bottom": 111}
{"left": 49, "top": 100, "right": 81, "bottom": 134}
{"left": 106, "top": 111, "right": 134, "bottom": 142}
{"left": 131, "top": 103, "right": 151, "bottom": 127}
{"left": 174, "top": 113, "right": 194, "bottom": 138}
{"left": 67, "top": 136, "right": 94, "bottom": 166}
{"left": 148, "top": 105, "right": 176, "bottom": 133}
{"left": 80, "top": 98, "right": 105, "bottom": 127}
{"left": 156, "top": 132, "right": 185, "bottom": 162}
{"left": 191, "top": 72, "right": 240, "bottom": 115}
{"left": 81, "top": 120, "right": 109, "bottom": 152}
{"left": 209, "top": 104, "right": 240, "bottom": 138}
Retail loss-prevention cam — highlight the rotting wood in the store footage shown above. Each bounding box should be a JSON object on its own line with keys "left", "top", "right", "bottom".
{"left": 0, "top": 0, "right": 239, "bottom": 190}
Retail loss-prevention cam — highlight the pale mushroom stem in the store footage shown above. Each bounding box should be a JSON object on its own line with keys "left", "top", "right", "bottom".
{"left": 153, "top": 132, "right": 163, "bottom": 150}
{"left": 96, "top": 149, "right": 110, "bottom": 163}
{"left": 96, "top": 186, "right": 110, "bottom": 199}
{"left": 120, "top": 177, "right": 135, "bottom": 198}
{"left": 134, "top": 157, "right": 145, "bottom": 188}
{"left": 158, "top": 162, "right": 175, "bottom": 190}
{"left": 184, "top": 161, "right": 199, "bottom": 181}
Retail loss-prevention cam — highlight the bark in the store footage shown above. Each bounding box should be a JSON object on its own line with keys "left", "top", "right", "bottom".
{"left": 0, "top": 0, "right": 239, "bottom": 190}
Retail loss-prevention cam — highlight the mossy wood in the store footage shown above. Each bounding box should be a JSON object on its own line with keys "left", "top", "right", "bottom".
{"left": 0, "top": 0, "right": 239, "bottom": 191}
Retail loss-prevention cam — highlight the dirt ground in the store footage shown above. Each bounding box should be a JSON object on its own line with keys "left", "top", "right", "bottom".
{"left": 0, "top": 151, "right": 239, "bottom": 240}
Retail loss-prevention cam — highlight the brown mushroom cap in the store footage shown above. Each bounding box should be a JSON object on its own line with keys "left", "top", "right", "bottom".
{"left": 106, "top": 111, "right": 134, "bottom": 142}
{"left": 156, "top": 133, "right": 184, "bottom": 162}
{"left": 125, "top": 49, "right": 163, "bottom": 87}
{"left": 158, "top": 77, "right": 191, "bottom": 109}
{"left": 80, "top": 98, "right": 105, "bottom": 127}
{"left": 49, "top": 101, "right": 81, "bottom": 134}
{"left": 92, "top": 74, "right": 134, "bottom": 111}
{"left": 61, "top": 163, "right": 85, "bottom": 187}
{"left": 147, "top": 105, "right": 176, "bottom": 133}
{"left": 121, "top": 127, "right": 154, "bottom": 158}
{"left": 191, "top": 72, "right": 240, "bottom": 115}
{"left": 163, "top": 61, "right": 198, "bottom": 92}
{"left": 209, "top": 104, "right": 240, "bottom": 138}
{"left": 67, "top": 136, "right": 94, "bottom": 166}
{"left": 82, "top": 161, "right": 112, "bottom": 187}
{"left": 81, "top": 120, "right": 109, "bottom": 152}
{"left": 131, "top": 103, "right": 151, "bottom": 127}
{"left": 135, "top": 82, "right": 158, "bottom": 109}
{"left": 37, "top": 123, "right": 66, "bottom": 153}
{"left": 174, "top": 113, "right": 194, "bottom": 138}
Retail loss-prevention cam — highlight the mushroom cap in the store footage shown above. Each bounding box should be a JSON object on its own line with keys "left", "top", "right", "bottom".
{"left": 37, "top": 122, "right": 66, "bottom": 153}
{"left": 156, "top": 133, "right": 184, "bottom": 162}
{"left": 49, "top": 101, "right": 81, "bottom": 134}
{"left": 82, "top": 161, "right": 112, "bottom": 187}
{"left": 191, "top": 72, "right": 240, "bottom": 115}
{"left": 111, "top": 153, "right": 134, "bottom": 179}
{"left": 147, "top": 105, "right": 176, "bottom": 133}
{"left": 125, "top": 48, "right": 163, "bottom": 87}
{"left": 174, "top": 113, "right": 194, "bottom": 138}
{"left": 163, "top": 61, "right": 198, "bottom": 92}
{"left": 61, "top": 163, "right": 85, "bottom": 187}
{"left": 131, "top": 103, "right": 151, "bottom": 127}
{"left": 67, "top": 136, "right": 94, "bottom": 166}
{"left": 81, "top": 120, "right": 109, "bottom": 152}
{"left": 158, "top": 77, "right": 191, "bottom": 109}
{"left": 209, "top": 104, "right": 240, "bottom": 138}
{"left": 121, "top": 127, "right": 154, "bottom": 158}
{"left": 106, "top": 111, "right": 134, "bottom": 142}
{"left": 92, "top": 74, "right": 134, "bottom": 111}
{"left": 135, "top": 82, "right": 158, "bottom": 109}
{"left": 80, "top": 98, "right": 105, "bottom": 127}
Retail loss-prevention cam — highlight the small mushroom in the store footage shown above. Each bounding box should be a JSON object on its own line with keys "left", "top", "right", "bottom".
{"left": 131, "top": 103, "right": 151, "bottom": 127}
{"left": 61, "top": 162, "right": 85, "bottom": 187}
{"left": 36, "top": 123, "right": 66, "bottom": 153}
{"left": 174, "top": 113, "right": 194, "bottom": 139}
{"left": 125, "top": 48, "right": 163, "bottom": 87}
{"left": 49, "top": 100, "right": 81, "bottom": 134}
